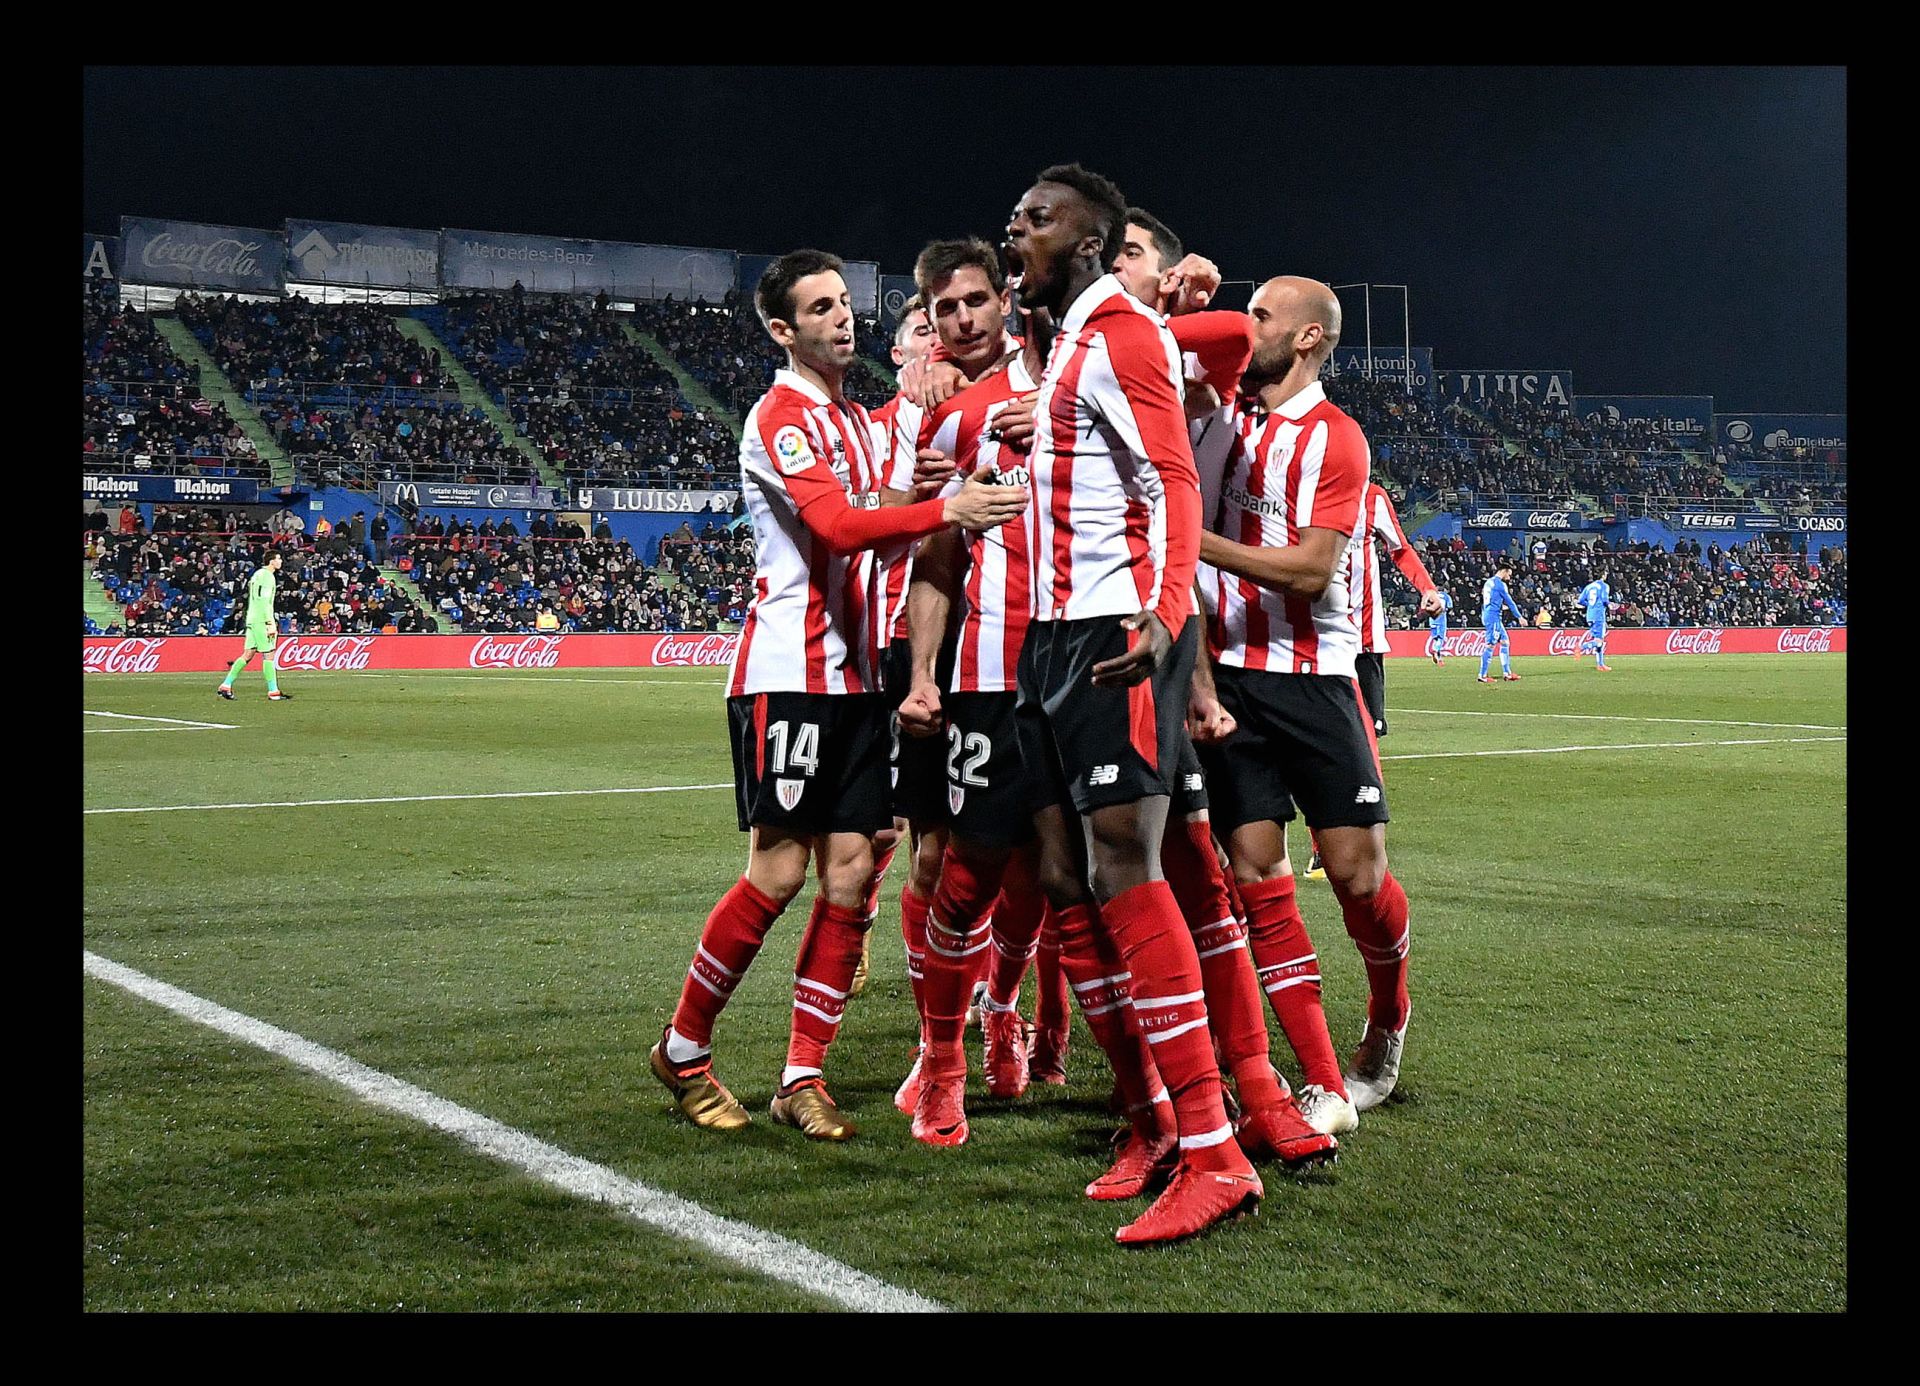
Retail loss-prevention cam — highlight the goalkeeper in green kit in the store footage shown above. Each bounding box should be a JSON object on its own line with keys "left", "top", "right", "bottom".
{"left": 216, "top": 550, "right": 291, "bottom": 701}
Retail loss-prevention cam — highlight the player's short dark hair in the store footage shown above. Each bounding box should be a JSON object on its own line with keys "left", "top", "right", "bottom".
{"left": 1494, "top": 559, "right": 1513, "bottom": 572}
{"left": 1125, "top": 207, "right": 1183, "bottom": 274}
{"left": 755, "top": 249, "right": 845, "bottom": 331}
{"left": 1036, "top": 163, "right": 1128, "bottom": 267}
{"left": 914, "top": 238, "right": 1005, "bottom": 301}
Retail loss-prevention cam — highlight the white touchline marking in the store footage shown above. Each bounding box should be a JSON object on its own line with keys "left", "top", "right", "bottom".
{"left": 83, "top": 950, "right": 943, "bottom": 1314}
{"left": 1396, "top": 708, "right": 1846, "bottom": 732}
{"left": 85, "top": 710, "right": 238, "bottom": 730}
{"left": 1382, "top": 736, "right": 1846, "bottom": 762}
{"left": 85, "top": 783, "right": 733, "bottom": 816}
{"left": 83, "top": 721, "right": 226, "bottom": 733}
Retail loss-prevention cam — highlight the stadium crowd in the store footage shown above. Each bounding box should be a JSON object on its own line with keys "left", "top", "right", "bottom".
{"left": 428, "top": 290, "right": 740, "bottom": 487}
{"left": 84, "top": 283, "right": 266, "bottom": 480}
{"left": 1382, "top": 533, "right": 1848, "bottom": 630}
{"left": 174, "top": 294, "right": 453, "bottom": 395}
{"left": 393, "top": 513, "right": 745, "bottom": 633}
{"left": 83, "top": 506, "right": 435, "bottom": 636}
{"left": 255, "top": 397, "right": 530, "bottom": 488}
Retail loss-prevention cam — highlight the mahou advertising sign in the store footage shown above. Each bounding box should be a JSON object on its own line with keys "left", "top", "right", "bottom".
{"left": 84, "top": 628, "right": 1839, "bottom": 674}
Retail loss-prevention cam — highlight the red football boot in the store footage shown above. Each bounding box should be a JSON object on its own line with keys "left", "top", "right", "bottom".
{"left": 894, "top": 1037, "right": 927, "bottom": 1116}
{"left": 1029, "top": 1020, "right": 1069, "bottom": 1085}
{"left": 1114, "top": 1156, "right": 1263, "bottom": 1246}
{"left": 1085, "top": 1123, "right": 1178, "bottom": 1201}
{"left": 982, "top": 1008, "right": 1031, "bottom": 1099}
{"left": 911, "top": 1071, "right": 970, "bottom": 1147}
{"left": 1236, "top": 1093, "right": 1340, "bottom": 1169}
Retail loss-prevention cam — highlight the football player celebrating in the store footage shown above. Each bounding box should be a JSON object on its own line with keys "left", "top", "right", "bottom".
{"left": 1194, "top": 276, "right": 1418, "bottom": 1122}
{"left": 1001, "top": 165, "right": 1262, "bottom": 1244}
{"left": 651, "top": 250, "right": 1024, "bottom": 1142}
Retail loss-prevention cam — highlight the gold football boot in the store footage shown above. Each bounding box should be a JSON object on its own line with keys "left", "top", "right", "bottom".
{"left": 649, "top": 1035, "right": 750, "bottom": 1130}
{"left": 769, "top": 1079, "right": 858, "bottom": 1141}
{"left": 849, "top": 933, "right": 872, "bottom": 997}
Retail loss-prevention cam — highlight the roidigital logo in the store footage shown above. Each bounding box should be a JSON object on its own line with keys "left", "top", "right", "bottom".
{"left": 275, "top": 635, "right": 376, "bottom": 671}
{"left": 651, "top": 633, "right": 739, "bottom": 667}
{"left": 1664, "top": 628, "right": 1725, "bottom": 654}
{"left": 1776, "top": 628, "right": 1835, "bottom": 653}
{"left": 469, "top": 634, "right": 564, "bottom": 669}
{"left": 82, "top": 638, "right": 166, "bottom": 673}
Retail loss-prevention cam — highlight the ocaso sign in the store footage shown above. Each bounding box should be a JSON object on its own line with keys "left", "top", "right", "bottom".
{"left": 82, "top": 632, "right": 745, "bottom": 673}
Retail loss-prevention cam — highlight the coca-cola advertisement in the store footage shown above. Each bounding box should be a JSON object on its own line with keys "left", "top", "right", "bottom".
{"left": 273, "top": 636, "right": 379, "bottom": 672}
{"left": 83, "top": 628, "right": 1839, "bottom": 675}
{"left": 84, "top": 632, "right": 744, "bottom": 673}
{"left": 469, "top": 634, "right": 566, "bottom": 669}
{"left": 1383, "top": 627, "right": 1846, "bottom": 658}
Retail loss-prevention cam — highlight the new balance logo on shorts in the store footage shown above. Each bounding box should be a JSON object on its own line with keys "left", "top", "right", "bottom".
{"left": 1089, "top": 765, "right": 1119, "bottom": 786}
{"left": 1183, "top": 773, "right": 1204, "bottom": 792}
{"left": 1354, "top": 785, "right": 1381, "bottom": 804}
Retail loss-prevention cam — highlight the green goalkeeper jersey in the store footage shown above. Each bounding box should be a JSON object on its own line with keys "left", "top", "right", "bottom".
{"left": 246, "top": 566, "right": 277, "bottom": 635}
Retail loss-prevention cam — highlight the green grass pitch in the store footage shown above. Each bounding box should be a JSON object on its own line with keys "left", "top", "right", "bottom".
{"left": 83, "top": 654, "right": 1846, "bottom": 1311}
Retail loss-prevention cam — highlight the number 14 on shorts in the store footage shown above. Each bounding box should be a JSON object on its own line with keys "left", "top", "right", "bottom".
{"left": 768, "top": 720, "right": 821, "bottom": 775}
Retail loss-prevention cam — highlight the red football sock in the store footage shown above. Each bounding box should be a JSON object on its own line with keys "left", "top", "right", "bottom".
{"left": 923, "top": 850, "right": 999, "bottom": 1078}
{"left": 1333, "top": 870, "right": 1411, "bottom": 1032}
{"left": 1165, "top": 817, "right": 1277, "bottom": 1106}
{"left": 865, "top": 838, "right": 898, "bottom": 923}
{"left": 899, "top": 885, "right": 931, "bottom": 1025}
{"left": 1099, "top": 881, "right": 1237, "bottom": 1169}
{"left": 1239, "top": 874, "right": 1346, "bottom": 1097}
{"left": 985, "top": 852, "right": 1045, "bottom": 1010}
{"left": 669, "top": 875, "right": 785, "bottom": 1050}
{"left": 1162, "top": 816, "right": 1236, "bottom": 946}
{"left": 1054, "top": 901, "right": 1170, "bottom": 1126}
{"left": 785, "top": 897, "right": 871, "bottom": 1075}
{"left": 1034, "top": 909, "right": 1071, "bottom": 1033}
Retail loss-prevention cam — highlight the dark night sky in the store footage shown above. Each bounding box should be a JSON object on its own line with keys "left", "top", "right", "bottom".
{"left": 83, "top": 66, "right": 1846, "bottom": 413}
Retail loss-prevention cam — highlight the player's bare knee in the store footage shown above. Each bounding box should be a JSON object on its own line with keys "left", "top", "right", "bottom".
{"left": 909, "top": 822, "right": 947, "bottom": 897}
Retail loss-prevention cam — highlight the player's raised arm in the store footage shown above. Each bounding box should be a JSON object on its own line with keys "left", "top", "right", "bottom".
{"left": 1168, "top": 310, "right": 1254, "bottom": 401}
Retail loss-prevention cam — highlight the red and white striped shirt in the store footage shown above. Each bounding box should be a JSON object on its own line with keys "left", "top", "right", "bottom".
{"left": 1347, "top": 483, "right": 1436, "bottom": 653}
{"left": 925, "top": 356, "right": 1039, "bottom": 693}
{"left": 1028, "top": 274, "right": 1200, "bottom": 633}
{"left": 730, "top": 369, "right": 893, "bottom": 696}
{"left": 1197, "top": 380, "right": 1370, "bottom": 678}
{"left": 866, "top": 394, "right": 918, "bottom": 650}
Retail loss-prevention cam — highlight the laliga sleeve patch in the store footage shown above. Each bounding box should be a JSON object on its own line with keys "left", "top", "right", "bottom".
{"left": 773, "top": 426, "right": 815, "bottom": 476}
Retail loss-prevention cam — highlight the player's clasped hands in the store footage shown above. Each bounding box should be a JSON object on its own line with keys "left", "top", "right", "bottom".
{"left": 942, "top": 470, "right": 1027, "bottom": 532}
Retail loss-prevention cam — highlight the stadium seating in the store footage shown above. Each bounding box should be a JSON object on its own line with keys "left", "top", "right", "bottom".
{"left": 86, "top": 509, "right": 435, "bottom": 636}
{"left": 393, "top": 513, "right": 748, "bottom": 633}
{"left": 84, "top": 283, "right": 268, "bottom": 482}
{"left": 1380, "top": 534, "right": 1847, "bottom": 630}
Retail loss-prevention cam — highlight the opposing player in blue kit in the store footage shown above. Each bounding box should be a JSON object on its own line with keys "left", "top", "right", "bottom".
{"left": 1577, "top": 572, "right": 1612, "bottom": 671}
{"left": 1424, "top": 588, "right": 1453, "bottom": 664}
{"left": 1477, "top": 559, "right": 1524, "bottom": 683}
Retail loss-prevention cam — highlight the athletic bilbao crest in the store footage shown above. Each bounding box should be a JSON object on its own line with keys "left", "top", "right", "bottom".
{"left": 777, "top": 778, "right": 805, "bottom": 811}
{"left": 949, "top": 784, "right": 965, "bottom": 815}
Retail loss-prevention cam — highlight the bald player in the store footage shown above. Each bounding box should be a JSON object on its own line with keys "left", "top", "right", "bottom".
{"left": 1191, "top": 276, "right": 1416, "bottom": 1124}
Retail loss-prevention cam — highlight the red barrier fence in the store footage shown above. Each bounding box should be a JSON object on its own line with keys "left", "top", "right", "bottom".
{"left": 84, "top": 627, "right": 1844, "bottom": 674}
